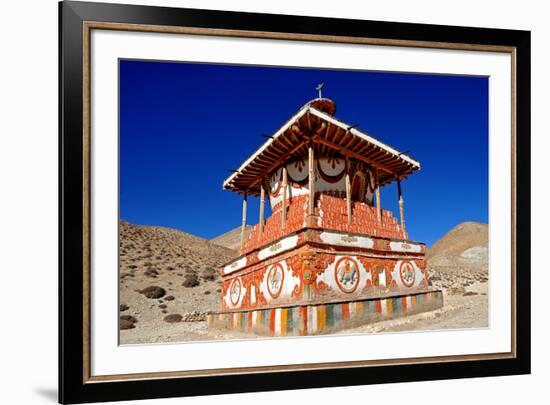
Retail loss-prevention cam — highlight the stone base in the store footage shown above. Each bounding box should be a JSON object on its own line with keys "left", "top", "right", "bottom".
{"left": 207, "top": 289, "right": 443, "bottom": 337}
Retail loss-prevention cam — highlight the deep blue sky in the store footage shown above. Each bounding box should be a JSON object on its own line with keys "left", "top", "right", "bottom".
{"left": 119, "top": 60, "right": 488, "bottom": 246}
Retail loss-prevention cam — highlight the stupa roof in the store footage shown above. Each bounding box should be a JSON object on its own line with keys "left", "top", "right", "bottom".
{"left": 224, "top": 101, "right": 420, "bottom": 195}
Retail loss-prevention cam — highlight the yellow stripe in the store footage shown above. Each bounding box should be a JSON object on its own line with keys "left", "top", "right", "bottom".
{"left": 387, "top": 298, "right": 393, "bottom": 314}
{"left": 355, "top": 301, "right": 364, "bottom": 316}
{"left": 281, "top": 309, "right": 287, "bottom": 336}
{"left": 317, "top": 305, "right": 326, "bottom": 331}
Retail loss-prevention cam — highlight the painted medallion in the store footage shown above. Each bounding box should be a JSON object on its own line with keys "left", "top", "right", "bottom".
{"left": 399, "top": 261, "right": 416, "bottom": 287}
{"left": 266, "top": 263, "right": 284, "bottom": 298}
{"left": 317, "top": 155, "right": 346, "bottom": 183}
{"left": 286, "top": 158, "right": 308, "bottom": 184}
{"left": 269, "top": 167, "right": 282, "bottom": 197}
{"left": 334, "top": 257, "right": 360, "bottom": 293}
{"left": 229, "top": 278, "right": 241, "bottom": 305}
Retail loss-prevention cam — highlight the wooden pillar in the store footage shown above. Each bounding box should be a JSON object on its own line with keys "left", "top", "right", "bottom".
{"left": 259, "top": 182, "right": 265, "bottom": 235}
{"left": 375, "top": 168, "right": 382, "bottom": 224}
{"left": 308, "top": 143, "right": 315, "bottom": 216}
{"left": 281, "top": 166, "right": 288, "bottom": 228}
{"left": 240, "top": 191, "right": 248, "bottom": 250}
{"left": 345, "top": 158, "right": 352, "bottom": 224}
{"left": 397, "top": 179, "right": 406, "bottom": 236}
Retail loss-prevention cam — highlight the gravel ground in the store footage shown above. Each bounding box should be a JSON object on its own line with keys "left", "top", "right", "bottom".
{"left": 122, "top": 281, "right": 488, "bottom": 344}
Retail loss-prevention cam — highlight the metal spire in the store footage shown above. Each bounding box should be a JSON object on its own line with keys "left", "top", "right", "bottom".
{"left": 315, "top": 82, "right": 324, "bottom": 99}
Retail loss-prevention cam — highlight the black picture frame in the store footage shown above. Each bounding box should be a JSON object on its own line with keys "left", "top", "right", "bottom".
{"left": 59, "top": 1, "right": 531, "bottom": 403}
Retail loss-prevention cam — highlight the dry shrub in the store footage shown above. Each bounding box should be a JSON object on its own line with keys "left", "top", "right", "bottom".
{"left": 182, "top": 274, "right": 200, "bottom": 288}
{"left": 120, "top": 319, "right": 135, "bottom": 330}
{"left": 140, "top": 286, "right": 166, "bottom": 299}
{"left": 164, "top": 314, "right": 182, "bottom": 323}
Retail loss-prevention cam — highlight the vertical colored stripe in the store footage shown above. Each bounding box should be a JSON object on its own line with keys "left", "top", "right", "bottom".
{"left": 317, "top": 305, "right": 326, "bottom": 332}
{"left": 275, "top": 308, "right": 282, "bottom": 336}
{"left": 355, "top": 301, "right": 364, "bottom": 317}
{"left": 392, "top": 297, "right": 401, "bottom": 314}
{"left": 326, "top": 304, "right": 334, "bottom": 328}
{"left": 342, "top": 303, "right": 350, "bottom": 321}
{"left": 366, "top": 299, "right": 375, "bottom": 314}
{"left": 256, "top": 310, "right": 262, "bottom": 328}
{"left": 375, "top": 299, "right": 382, "bottom": 313}
{"left": 299, "top": 306, "right": 308, "bottom": 336}
{"left": 281, "top": 308, "right": 287, "bottom": 336}
{"left": 402, "top": 296, "right": 408, "bottom": 312}
{"left": 269, "top": 309, "right": 276, "bottom": 335}
{"left": 308, "top": 306, "right": 318, "bottom": 334}
{"left": 287, "top": 307, "right": 294, "bottom": 335}
{"left": 334, "top": 302, "right": 342, "bottom": 321}
{"left": 381, "top": 299, "right": 387, "bottom": 315}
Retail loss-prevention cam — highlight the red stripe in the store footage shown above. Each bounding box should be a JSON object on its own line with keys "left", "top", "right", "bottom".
{"left": 342, "top": 303, "right": 350, "bottom": 320}
{"left": 375, "top": 300, "right": 382, "bottom": 313}
{"left": 401, "top": 296, "right": 407, "bottom": 312}
{"left": 269, "top": 309, "right": 275, "bottom": 335}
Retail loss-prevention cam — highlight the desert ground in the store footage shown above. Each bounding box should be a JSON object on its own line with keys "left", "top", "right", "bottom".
{"left": 119, "top": 221, "right": 488, "bottom": 344}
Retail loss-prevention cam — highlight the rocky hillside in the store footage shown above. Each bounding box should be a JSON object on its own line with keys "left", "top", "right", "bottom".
{"left": 427, "top": 222, "right": 489, "bottom": 292}
{"left": 119, "top": 220, "right": 235, "bottom": 341}
{"left": 211, "top": 225, "right": 253, "bottom": 252}
{"left": 428, "top": 222, "right": 488, "bottom": 259}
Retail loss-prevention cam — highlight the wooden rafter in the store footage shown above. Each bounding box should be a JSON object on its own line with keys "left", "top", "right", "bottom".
{"left": 224, "top": 106, "right": 419, "bottom": 194}
{"left": 313, "top": 136, "right": 400, "bottom": 176}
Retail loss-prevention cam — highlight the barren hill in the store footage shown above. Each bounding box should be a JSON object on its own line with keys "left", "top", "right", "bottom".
{"left": 427, "top": 222, "right": 489, "bottom": 291}
{"left": 119, "top": 220, "right": 235, "bottom": 343}
{"left": 428, "top": 222, "right": 488, "bottom": 258}
{"left": 211, "top": 225, "right": 253, "bottom": 252}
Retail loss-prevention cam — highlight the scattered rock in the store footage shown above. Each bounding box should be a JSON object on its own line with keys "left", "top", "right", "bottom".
{"left": 448, "top": 286, "right": 466, "bottom": 295}
{"left": 159, "top": 304, "right": 167, "bottom": 309}
{"left": 119, "top": 304, "right": 129, "bottom": 312}
{"left": 164, "top": 295, "right": 175, "bottom": 301}
{"left": 181, "top": 311, "right": 207, "bottom": 322}
{"left": 463, "top": 291, "right": 479, "bottom": 296}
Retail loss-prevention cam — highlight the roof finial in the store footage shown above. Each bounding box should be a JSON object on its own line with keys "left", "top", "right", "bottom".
{"left": 315, "top": 82, "right": 324, "bottom": 99}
